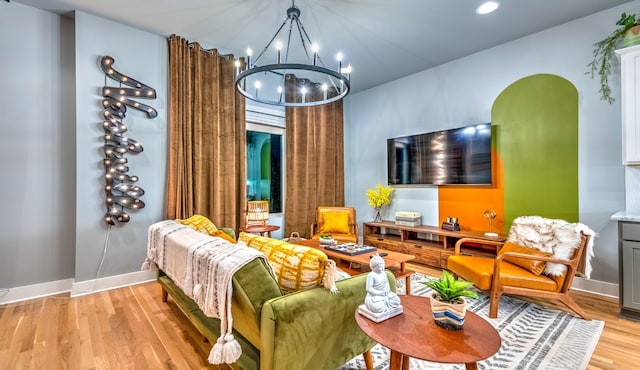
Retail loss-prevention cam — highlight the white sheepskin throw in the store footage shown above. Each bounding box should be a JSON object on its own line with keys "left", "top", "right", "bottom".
{"left": 507, "top": 216, "right": 596, "bottom": 278}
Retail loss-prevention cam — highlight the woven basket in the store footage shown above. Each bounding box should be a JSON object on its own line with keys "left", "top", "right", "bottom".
{"left": 284, "top": 232, "right": 306, "bottom": 243}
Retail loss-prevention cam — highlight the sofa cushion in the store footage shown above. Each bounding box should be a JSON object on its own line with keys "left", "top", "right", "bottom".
{"left": 177, "top": 214, "right": 218, "bottom": 234}
{"left": 177, "top": 214, "right": 237, "bottom": 243}
{"left": 498, "top": 241, "right": 552, "bottom": 275}
{"left": 319, "top": 211, "right": 350, "bottom": 234}
{"left": 239, "top": 232, "right": 332, "bottom": 294}
{"left": 231, "top": 258, "right": 283, "bottom": 348}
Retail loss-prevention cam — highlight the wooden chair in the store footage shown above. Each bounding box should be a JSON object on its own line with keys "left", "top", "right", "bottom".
{"left": 447, "top": 218, "right": 593, "bottom": 320}
{"left": 310, "top": 206, "right": 358, "bottom": 243}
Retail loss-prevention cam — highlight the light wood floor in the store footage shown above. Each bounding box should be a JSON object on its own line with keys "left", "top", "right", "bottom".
{"left": 1, "top": 267, "right": 639, "bottom": 370}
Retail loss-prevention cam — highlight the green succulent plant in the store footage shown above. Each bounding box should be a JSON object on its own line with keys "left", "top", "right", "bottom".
{"left": 587, "top": 12, "right": 640, "bottom": 103}
{"left": 421, "top": 270, "right": 478, "bottom": 304}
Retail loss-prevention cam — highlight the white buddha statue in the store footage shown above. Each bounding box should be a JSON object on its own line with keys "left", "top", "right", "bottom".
{"left": 364, "top": 254, "right": 401, "bottom": 313}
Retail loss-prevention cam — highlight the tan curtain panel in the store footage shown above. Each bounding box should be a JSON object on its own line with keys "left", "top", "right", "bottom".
{"left": 165, "top": 34, "right": 246, "bottom": 230}
{"left": 285, "top": 99, "right": 345, "bottom": 238}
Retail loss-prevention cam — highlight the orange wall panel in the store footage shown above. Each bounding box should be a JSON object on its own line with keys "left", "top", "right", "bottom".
{"left": 438, "top": 150, "right": 504, "bottom": 234}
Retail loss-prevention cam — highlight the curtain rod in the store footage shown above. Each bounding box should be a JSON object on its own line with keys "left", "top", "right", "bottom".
{"left": 168, "top": 35, "right": 234, "bottom": 60}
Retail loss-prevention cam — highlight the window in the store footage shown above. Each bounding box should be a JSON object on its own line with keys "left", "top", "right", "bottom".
{"left": 246, "top": 108, "right": 285, "bottom": 214}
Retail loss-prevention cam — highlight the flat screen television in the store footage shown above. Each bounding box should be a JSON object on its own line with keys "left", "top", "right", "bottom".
{"left": 387, "top": 124, "right": 492, "bottom": 185}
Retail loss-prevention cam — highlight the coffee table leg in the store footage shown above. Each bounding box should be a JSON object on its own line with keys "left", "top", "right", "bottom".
{"left": 389, "top": 350, "right": 403, "bottom": 370}
{"left": 405, "top": 276, "right": 411, "bottom": 295}
{"left": 363, "top": 350, "right": 374, "bottom": 370}
{"left": 465, "top": 362, "right": 479, "bottom": 370}
{"left": 402, "top": 355, "right": 410, "bottom": 370}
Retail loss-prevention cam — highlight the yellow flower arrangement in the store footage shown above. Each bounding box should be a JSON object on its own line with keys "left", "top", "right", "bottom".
{"left": 366, "top": 184, "right": 394, "bottom": 208}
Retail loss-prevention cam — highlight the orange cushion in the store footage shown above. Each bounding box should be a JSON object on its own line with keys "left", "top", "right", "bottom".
{"left": 320, "top": 211, "right": 350, "bottom": 234}
{"left": 447, "top": 256, "right": 495, "bottom": 290}
{"left": 499, "top": 242, "right": 552, "bottom": 276}
{"left": 448, "top": 255, "right": 560, "bottom": 292}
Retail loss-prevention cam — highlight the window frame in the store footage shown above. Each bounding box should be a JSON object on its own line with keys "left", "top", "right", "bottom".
{"left": 246, "top": 106, "right": 285, "bottom": 217}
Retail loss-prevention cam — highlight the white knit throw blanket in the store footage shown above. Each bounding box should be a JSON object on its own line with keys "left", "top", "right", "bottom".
{"left": 143, "top": 220, "right": 274, "bottom": 365}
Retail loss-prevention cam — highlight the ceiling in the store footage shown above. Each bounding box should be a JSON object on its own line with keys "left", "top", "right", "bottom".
{"left": 13, "top": 0, "right": 634, "bottom": 93}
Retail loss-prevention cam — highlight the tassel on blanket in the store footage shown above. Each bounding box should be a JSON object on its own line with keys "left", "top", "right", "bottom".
{"left": 193, "top": 283, "right": 203, "bottom": 299}
{"left": 209, "top": 333, "right": 242, "bottom": 365}
{"left": 140, "top": 246, "right": 158, "bottom": 271}
{"left": 323, "top": 259, "right": 339, "bottom": 294}
{"left": 140, "top": 258, "right": 153, "bottom": 271}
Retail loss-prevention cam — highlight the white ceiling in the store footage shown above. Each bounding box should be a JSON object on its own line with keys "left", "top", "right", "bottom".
{"left": 13, "top": 0, "right": 635, "bottom": 93}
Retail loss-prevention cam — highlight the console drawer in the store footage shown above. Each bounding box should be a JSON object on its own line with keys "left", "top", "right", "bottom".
{"left": 402, "top": 242, "right": 440, "bottom": 266}
{"left": 364, "top": 237, "right": 406, "bottom": 254}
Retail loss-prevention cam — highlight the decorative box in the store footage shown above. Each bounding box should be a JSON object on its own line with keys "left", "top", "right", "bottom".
{"left": 395, "top": 211, "right": 422, "bottom": 227}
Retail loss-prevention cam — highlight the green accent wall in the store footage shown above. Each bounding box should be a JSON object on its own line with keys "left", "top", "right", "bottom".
{"left": 492, "top": 74, "right": 579, "bottom": 229}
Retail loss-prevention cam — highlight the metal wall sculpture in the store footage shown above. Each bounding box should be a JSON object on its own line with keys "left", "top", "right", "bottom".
{"left": 100, "top": 56, "right": 157, "bottom": 225}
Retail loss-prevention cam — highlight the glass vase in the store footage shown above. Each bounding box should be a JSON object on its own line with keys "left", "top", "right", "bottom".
{"left": 373, "top": 207, "right": 383, "bottom": 222}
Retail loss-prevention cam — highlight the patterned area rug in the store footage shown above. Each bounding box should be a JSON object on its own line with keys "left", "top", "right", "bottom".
{"left": 338, "top": 273, "right": 604, "bottom": 370}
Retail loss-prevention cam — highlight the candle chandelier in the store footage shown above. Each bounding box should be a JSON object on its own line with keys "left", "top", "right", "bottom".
{"left": 235, "top": 1, "right": 351, "bottom": 107}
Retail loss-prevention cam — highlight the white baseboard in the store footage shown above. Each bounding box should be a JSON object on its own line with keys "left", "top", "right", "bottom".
{"left": 572, "top": 276, "right": 619, "bottom": 298}
{"left": 1, "top": 271, "right": 617, "bottom": 305}
{"left": 71, "top": 270, "right": 157, "bottom": 297}
{"left": 0, "top": 270, "right": 157, "bottom": 305}
{"left": 0, "top": 278, "right": 74, "bottom": 305}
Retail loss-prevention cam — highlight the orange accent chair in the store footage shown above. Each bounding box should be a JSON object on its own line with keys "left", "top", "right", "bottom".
{"left": 310, "top": 206, "right": 358, "bottom": 243}
{"left": 447, "top": 217, "right": 593, "bottom": 319}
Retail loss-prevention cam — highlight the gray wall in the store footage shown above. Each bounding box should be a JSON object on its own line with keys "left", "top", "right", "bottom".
{"left": 74, "top": 11, "right": 167, "bottom": 283}
{"left": 345, "top": 3, "right": 640, "bottom": 285}
{"left": 0, "top": 2, "right": 167, "bottom": 295}
{"left": 0, "top": 2, "right": 76, "bottom": 288}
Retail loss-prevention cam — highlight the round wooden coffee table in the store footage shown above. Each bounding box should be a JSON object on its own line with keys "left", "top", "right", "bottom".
{"left": 355, "top": 295, "right": 501, "bottom": 370}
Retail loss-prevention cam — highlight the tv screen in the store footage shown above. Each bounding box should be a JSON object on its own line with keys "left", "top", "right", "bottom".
{"left": 387, "top": 124, "right": 492, "bottom": 185}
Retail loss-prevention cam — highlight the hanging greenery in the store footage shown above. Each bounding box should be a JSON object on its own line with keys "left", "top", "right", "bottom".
{"left": 587, "top": 12, "right": 640, "bottom": 103}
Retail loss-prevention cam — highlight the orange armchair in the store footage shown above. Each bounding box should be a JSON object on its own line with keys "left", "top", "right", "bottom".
{"left": 447, "top": 216, "right": 595, "bottom": 319}
{"left": 310, "top": 206, "right": 358, "bottom": 243}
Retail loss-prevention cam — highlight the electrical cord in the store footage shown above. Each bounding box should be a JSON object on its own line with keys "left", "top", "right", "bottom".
{"left": 73, "top": 224, "right": 112, "bottom": 295}
{"left": 96, "top": 224, "right": 111, "bottom": 280}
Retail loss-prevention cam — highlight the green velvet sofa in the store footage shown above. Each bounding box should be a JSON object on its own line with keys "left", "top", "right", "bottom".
{"left": 157, "top": 233, "right": 396, "bottom": 370}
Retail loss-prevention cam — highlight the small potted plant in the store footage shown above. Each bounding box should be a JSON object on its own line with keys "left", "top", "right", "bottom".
{"left": 319, "top": 233, "right": 335, "bottom": 245}
{"left": 588, "top": 12, "right": 640, "bottom": 103}
{"left": 421, "top": 270, "right": 478, "bottom": 330}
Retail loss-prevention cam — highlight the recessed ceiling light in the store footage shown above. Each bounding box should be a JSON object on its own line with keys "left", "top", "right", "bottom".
{"left": 477, "top": 1, "right": 499, "bottom": 15}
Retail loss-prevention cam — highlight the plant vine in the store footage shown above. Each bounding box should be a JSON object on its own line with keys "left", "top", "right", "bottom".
{"left": 587, "top": 12, "right": 640, "bottom": 103}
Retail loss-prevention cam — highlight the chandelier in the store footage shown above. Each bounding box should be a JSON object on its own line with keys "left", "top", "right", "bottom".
{"left": 234, "top": 1, "right": 351, "bottom": 107}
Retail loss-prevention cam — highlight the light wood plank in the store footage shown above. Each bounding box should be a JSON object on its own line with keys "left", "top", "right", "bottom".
{"left": 1, "top": 273, "right": 640, "bottom": 369}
